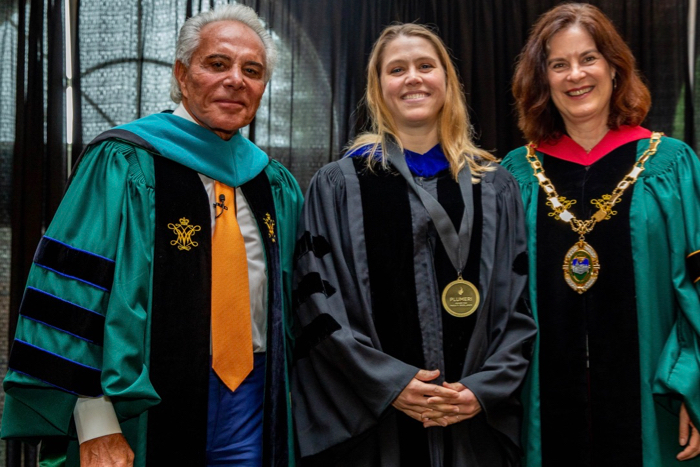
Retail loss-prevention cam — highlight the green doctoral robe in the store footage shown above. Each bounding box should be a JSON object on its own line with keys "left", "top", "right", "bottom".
{"left": 503, "top": 131, "right": 700, "bottom": 466}
{"left": 1, "top": 113, "right": 302, "bottom": 466}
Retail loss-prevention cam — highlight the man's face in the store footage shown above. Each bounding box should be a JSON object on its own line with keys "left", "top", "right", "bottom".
{"left": 176, "top": 20, "right": 267, "bottom": 140}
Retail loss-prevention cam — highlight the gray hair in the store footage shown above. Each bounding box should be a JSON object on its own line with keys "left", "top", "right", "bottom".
{"left": 170, "top": 3, "right": 278, "bottom": 103}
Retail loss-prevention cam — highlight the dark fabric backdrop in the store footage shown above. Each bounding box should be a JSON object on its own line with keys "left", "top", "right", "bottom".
{"left": 3, "top": 0, "right": 698, "bottom": 465}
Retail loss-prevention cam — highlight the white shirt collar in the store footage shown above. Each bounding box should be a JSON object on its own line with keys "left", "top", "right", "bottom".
{"left": 173, "top": 103, "right": 196, "bottom": 124}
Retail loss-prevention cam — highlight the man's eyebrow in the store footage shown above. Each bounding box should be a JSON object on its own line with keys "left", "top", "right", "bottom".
{"left": 244, "top": 60, "right": 264, "bottom": 69}
{"left": 204, "top": 53, "right": 231, "bottom": 61}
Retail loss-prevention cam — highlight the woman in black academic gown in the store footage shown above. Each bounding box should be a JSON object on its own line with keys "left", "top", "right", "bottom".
{"left": 502, "top": 3, "right": 700, "bottom": 466}
{"left": 292, "top": 23, "right": 537, "bottom": 466}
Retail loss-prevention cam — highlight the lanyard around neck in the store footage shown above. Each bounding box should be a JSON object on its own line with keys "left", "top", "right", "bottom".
{"left": 386, "top": 140, "right": 474, "bottom": 276}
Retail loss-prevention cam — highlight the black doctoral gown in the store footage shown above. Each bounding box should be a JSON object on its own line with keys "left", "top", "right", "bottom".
{"left": 292, "top": 156, "right": 537, "bottom": 466}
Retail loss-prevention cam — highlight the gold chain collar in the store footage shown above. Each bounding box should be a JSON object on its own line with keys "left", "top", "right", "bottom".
{"left": 525, "top": 132, "right": 663, "bottom": 237}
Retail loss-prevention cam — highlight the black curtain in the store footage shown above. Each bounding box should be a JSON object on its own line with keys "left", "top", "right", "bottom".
{"left": 10, "top": 0, "right": 65, "bottom": 338}
{"left": 4, "top": 0, "right": 695, "bottom": 465}
{"left": 276, "top": 0, "right": 690, "bottom": 168}
{"left": 0, "top": 0, "right": 18, "bottom": 464}
{"left": 7, "top": 0, "right": 65, "bottom": 464}
{"left": 52, "top": 0, "right": 693, "bottom": 193}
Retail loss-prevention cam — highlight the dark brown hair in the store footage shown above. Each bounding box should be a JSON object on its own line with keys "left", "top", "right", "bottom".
{"left": 512, "top": 3, "right": 651, "bottom": 143}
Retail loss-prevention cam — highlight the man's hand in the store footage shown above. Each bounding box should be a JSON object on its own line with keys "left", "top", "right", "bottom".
{"left": 678, "top": 403, "right": 700, "bottom": 461}
{"left": 80, "top": 433, "right": 134, "bottom": 467}
{"left": 392, "top": 369, "right": 460, "bottom": 422}
{"left": 422, "top": 382, "right": 482, "bottom": 428}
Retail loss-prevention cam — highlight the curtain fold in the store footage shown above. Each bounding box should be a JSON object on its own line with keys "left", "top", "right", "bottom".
{"left": 7, "top": 0, "right": 60, "bottom": 463}
{"left": 1, "top": 2, "right": 20, "bottom": 467}
{"left": 11, "top": 0, "right": 44, "bottom": 347}
{"left": 70, "top": 0, "right": 82, "bottom": 168}
{"left": 46, "top": 0, "right": 66, "bottom": 217}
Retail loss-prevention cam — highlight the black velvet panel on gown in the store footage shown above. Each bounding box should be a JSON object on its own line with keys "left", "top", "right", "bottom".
{"left": 359, "top": 161, "right": 429, "bottom": 466}
{"left": 150, "top": 156, "right": 212, "bottom": 466}
{"left": 437, "top": 174, "right": 481, "bottom": 384}
{"left": 436, "top": 174, "right": 482, "bottom": 466}
{"left": 359, "top": 160, "right": 480, "bottom": 466}
{"left": 536, "top": 141, "right": 642, "bottom": 467}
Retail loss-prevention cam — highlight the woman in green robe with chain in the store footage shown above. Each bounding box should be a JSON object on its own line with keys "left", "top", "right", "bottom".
{"left": 502, "top": 3, "right": 700, "bottom": 466}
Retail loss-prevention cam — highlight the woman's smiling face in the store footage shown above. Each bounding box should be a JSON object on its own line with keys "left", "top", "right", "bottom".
{"left": 547, "top": 25, "right": 615, "bottom": 132}
{"left": 379, "top": 35, "right": 446, "bottom": 134}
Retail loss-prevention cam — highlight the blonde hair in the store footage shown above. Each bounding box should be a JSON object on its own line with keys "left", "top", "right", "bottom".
{"left": 348, "top": 23, "right": 496, "bottom": 181}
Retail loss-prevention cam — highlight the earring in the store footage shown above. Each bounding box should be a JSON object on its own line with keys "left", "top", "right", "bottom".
{"left": 612, "top": 76, "right": 617, "bottom": 89}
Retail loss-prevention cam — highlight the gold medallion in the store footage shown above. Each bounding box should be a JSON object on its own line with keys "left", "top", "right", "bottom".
{"left": 563, "top": 240, "right": 600, "bottom": 294}
{"left": 442, "top": 278, "right": 480, "bottom": 318}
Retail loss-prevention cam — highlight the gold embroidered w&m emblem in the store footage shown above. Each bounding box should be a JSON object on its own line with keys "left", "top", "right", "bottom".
{"left": 263, "top": 213, "right": 276, "bottom": 243}
{"left": 168, "top": 217, "right": 201, "bottom": 251}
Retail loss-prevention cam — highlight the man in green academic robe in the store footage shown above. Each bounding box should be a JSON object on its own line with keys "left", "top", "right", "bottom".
{"left": 1, "top": 4, "right": 302, "bottom": 466}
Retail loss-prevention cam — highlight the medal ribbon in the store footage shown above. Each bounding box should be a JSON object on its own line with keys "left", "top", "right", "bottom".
{"left": 386, "top": 140, "right": 474, "bottom": 277}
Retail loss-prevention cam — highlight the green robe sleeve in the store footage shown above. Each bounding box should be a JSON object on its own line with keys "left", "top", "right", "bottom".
{"left": 642, "top": 138, "right": 700, "bottom": 426}
{"left": 2, "top": 139, "right": 160, "bottom": 440}
{"left": 264, "top": 158, "right": 304, "bottom": 463}
{"left": 264, "top": 159, "right": 304, "bottom": 350}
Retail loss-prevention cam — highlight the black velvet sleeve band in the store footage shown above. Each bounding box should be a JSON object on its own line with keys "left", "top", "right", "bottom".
{"left": 33, "top": 236, "right": 115, "bottom": 291}
{"left": 688, "top": 250, "right": 700, "bottom": 284}
{"left": 294, "top": 313, "right": 341, "bottom": 360}
{"left": 294, "top": 232, "right": 332, "bottom": 263}
{"left": 513, "top": 251, "right": 529, "bottom": 276}
{"left": 20, "top": 287, "right": 105, "bottom": 345}
{"left": 8, "top": 339, "right": 102, "bottom": 397}
{"left": 292, "top": 272, "right": 337, "bottom": 310}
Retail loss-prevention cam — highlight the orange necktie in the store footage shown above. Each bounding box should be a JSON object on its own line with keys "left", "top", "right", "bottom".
{"left": 211, "top": 181, "right": 253, "bottom": 391}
